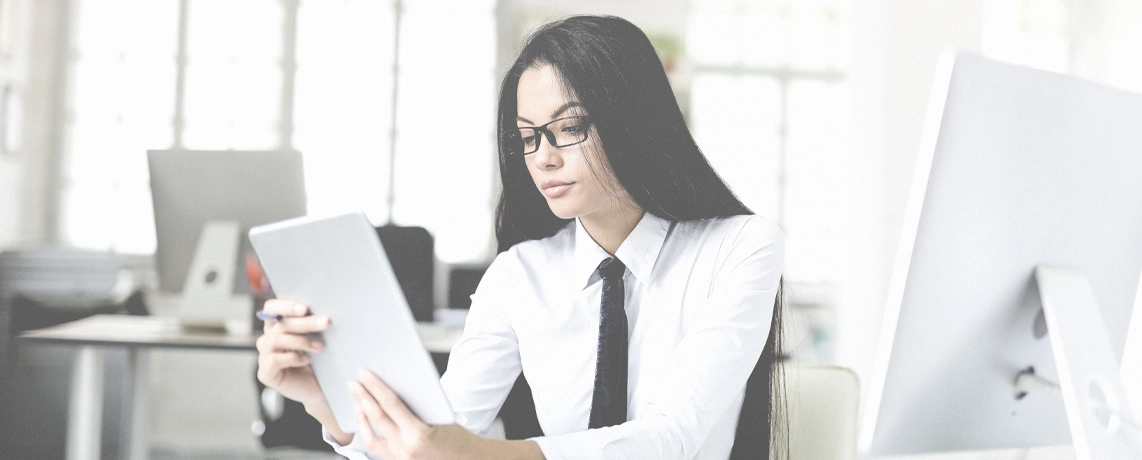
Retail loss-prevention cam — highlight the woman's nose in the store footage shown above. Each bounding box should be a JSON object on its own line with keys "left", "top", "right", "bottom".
{"left": 531, "top": 135, "right": 562, "bottom": 169}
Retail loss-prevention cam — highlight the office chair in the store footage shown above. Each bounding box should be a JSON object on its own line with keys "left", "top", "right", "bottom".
{"left": 374, "top": 225, "right": 435, "bottom": 323}
{"left": 447, "top": 264, "right": 488, "bottom": 310}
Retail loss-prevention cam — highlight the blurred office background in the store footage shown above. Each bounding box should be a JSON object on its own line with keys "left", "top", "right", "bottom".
{"left": 1, "top": 0, "right": 1141, "bottom": 458}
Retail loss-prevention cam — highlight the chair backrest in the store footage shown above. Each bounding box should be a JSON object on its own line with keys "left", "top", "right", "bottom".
{"left": 782, "top": 364, "right": 860, "bottom": 460}
{"left": 447, "top": 264, "right": 489, "bottom": 310}
{"left": 374, "top": 225, "right": 435, "bottom": 322}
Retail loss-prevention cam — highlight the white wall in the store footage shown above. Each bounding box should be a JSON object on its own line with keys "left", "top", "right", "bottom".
{"left": 1095, "top": 0, "right": 1142, "bottom": 436}
{"left": 844, "top": 0, "right": 986, "bottom": 404}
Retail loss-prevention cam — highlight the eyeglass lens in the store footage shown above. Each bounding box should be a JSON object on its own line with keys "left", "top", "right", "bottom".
{"left": 505, "top": 117, "right": 589, "bottom": 155}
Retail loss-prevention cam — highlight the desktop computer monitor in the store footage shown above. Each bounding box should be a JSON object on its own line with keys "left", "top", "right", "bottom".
{"left": 148, "top": 149, "right": 307, "bottom": 294}
{"left": 861, "top": 53, "right": 1142, "bottom": 456}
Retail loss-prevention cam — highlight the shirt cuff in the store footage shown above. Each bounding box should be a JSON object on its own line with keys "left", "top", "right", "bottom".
{"left": 531, "top": 429, "right": 612, "bottom": 460}
{"left": 322, "top": 426, "right": 378, "bottom": 460}
{"left": 529, "top": 417, "right": 684, "bottom": 460}
{"left": 531, "top": 434, "right": 575, "bottom": 460}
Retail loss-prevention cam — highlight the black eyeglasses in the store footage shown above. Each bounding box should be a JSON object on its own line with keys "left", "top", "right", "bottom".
{"left": 501, "top": 116, "right": 591, "bottom": 155}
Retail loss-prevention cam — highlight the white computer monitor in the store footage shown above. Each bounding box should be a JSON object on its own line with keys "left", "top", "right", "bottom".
{"left": 862, "top": 53, "right": 1142, "bottom": 457}
{"left": 148, "top": 149, "right": 307, "bottom": 294}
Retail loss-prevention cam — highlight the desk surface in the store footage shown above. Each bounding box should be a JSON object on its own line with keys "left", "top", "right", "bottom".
{"left": 17, "top": 314, "right": 464, "bottom": 353}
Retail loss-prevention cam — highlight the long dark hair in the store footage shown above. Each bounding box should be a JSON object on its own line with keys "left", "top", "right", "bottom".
{"left": 494, "top": 15, "right": 786, "bottom": 459}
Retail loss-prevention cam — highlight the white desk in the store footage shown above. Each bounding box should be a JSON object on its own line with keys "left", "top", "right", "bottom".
{"left": 17, "top": 314, "right": 463, "bottom": 460}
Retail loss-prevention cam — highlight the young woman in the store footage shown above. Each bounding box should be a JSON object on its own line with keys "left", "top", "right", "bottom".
{"left": 256, "top": 15, "right": 785, "bottom": 460}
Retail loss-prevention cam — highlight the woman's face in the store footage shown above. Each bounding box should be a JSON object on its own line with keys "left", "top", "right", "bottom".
{"left": 516, "top": 64, "right": 634, "bottom": 221}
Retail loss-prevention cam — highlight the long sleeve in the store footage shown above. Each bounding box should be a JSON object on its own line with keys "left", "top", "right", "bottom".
{"left": 322, "top": 426, "right": 378, "bottom": 459}
{"left": 439, "top": 253, "right": 525, "bottom": 436}
{"left": 532, "top": 217, "right": 785, "bottom": 459}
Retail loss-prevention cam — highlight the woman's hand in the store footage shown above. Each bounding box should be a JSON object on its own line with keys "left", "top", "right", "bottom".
{"left": 255, "top": 299, "right": 330, "bottom": 410}
{"left": 349, "top": 369, "right": 545, "bottom": 460}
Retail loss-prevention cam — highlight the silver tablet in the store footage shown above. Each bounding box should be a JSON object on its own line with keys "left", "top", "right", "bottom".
{"left": 249, "top": 212, "right": 455, "bottom": 432}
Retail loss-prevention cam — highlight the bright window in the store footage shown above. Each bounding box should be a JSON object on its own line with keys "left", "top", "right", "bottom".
{"left": 61, "top": 0, "right": 497, "bottom": 263}
{"left": 686, "top": 0, "right": 853, "bottom": 284}
{"left": 63, "top": 0, "right": 178, "bottom": 253}
{"left": 182, "top": 0, "right": 283, "bottom": 150}
{"left": 391, "top": 0, "right": 497, "bottom": 263}
{"left": 293, "top": 0, "right": 396, "bottom": 228}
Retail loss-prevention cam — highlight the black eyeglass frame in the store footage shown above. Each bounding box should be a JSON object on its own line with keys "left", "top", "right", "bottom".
{"left": 502, "top": 116, "right": 592, "bottom": 156}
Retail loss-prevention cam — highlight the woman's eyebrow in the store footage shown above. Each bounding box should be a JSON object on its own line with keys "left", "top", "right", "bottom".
{"left": 551, "top": 102, "right": 584, "bottom": 119}
{"left": 516, "top": 102, "right": 584, "bottom": 125}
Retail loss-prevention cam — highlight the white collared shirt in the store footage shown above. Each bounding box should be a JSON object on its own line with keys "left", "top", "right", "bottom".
{"left": 327, "top": 213, "right": 784, "bottom": 459}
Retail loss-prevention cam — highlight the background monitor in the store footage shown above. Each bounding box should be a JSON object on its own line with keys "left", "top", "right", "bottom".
{"left": 148, "top": 150, "right": 307, "bottom": 293}
{"left": 862, "top": 53, "right": 1142, "bottom": 455}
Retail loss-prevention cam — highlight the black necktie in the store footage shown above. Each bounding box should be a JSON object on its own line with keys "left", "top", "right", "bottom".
{"left": 589, "top": 257, "right": 628, "bottom": 429}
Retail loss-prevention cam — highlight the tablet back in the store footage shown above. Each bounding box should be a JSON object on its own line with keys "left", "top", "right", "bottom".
{"left": 249, "top": 212, "right": 455, "bottom": 431}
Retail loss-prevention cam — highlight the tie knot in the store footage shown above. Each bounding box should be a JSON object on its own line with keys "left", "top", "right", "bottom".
{"left": 597, "top": 257, "right": 625, "bottom": 281}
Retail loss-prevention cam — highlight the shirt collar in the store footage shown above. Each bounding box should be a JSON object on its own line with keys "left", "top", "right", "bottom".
{"left": 571, "top": 212, "right": 673, "bottom": 288}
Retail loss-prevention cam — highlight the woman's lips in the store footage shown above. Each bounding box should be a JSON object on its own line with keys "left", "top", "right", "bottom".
{"left": 541, "top": 180, "right": 574, "bottom": 198}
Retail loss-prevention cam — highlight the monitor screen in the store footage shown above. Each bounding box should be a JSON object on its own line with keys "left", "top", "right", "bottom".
{"left": 148, "top": 149, "right": 307, "bottom": 293}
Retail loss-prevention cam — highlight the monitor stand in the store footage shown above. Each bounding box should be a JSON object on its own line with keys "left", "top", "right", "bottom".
{"left": 178, "top": 220, "right": 250, "bottom": 333}
{"left": 1027, "top": 266, "right": 1142, "bottom": 459}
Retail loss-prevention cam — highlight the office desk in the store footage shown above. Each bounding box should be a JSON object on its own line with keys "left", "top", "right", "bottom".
{"left": 17, "top": 314, "right": 463, "bottom": 460}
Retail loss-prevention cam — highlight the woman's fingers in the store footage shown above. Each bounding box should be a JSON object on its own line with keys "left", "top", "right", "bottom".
{"left": 356, "top": 369, "right": 428, "bottom": 432}
{"left": 349, "top": 380, "right": 401, "bottom": 439}
{"left": 262, "top": 300, "right": 330, "bottom": 334}
{"left": 262, "top": 300, "right": 329, "bottom": 331}
{"left": 263, "top": 299, "right": 309, "bottom": 317}
{"left": 264, "top": 350, "right": 310, "bottom": 368}
{"left": 256, "top": 331, "right": 324, "bottom": 354}
{"left": 257, "top": 351, "right": 310, "bottom": 381}
{"left": 355, "top": 407, "right": 394, "bottom": 458}
{"left": 256, "top": 300, "right": 326, "bottom": 396}
{"left": 277, "top": 314, "right": 331, "bottom": 333}
{"left": 266, "top": 314, "right": 331, "bottom": 335}
{"left": 350, "top": 371, "right": 477, "bottom": 459}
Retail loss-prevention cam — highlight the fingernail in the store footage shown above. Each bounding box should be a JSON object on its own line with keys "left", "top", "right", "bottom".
{"left": 294, "top": 304, "right": 306, "bottom": 314}
{"left": 311, "top": 341, "right": 323, "bottom": 352}
{"left": 316, "top": 317, "right": 329, "bottom": 326}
